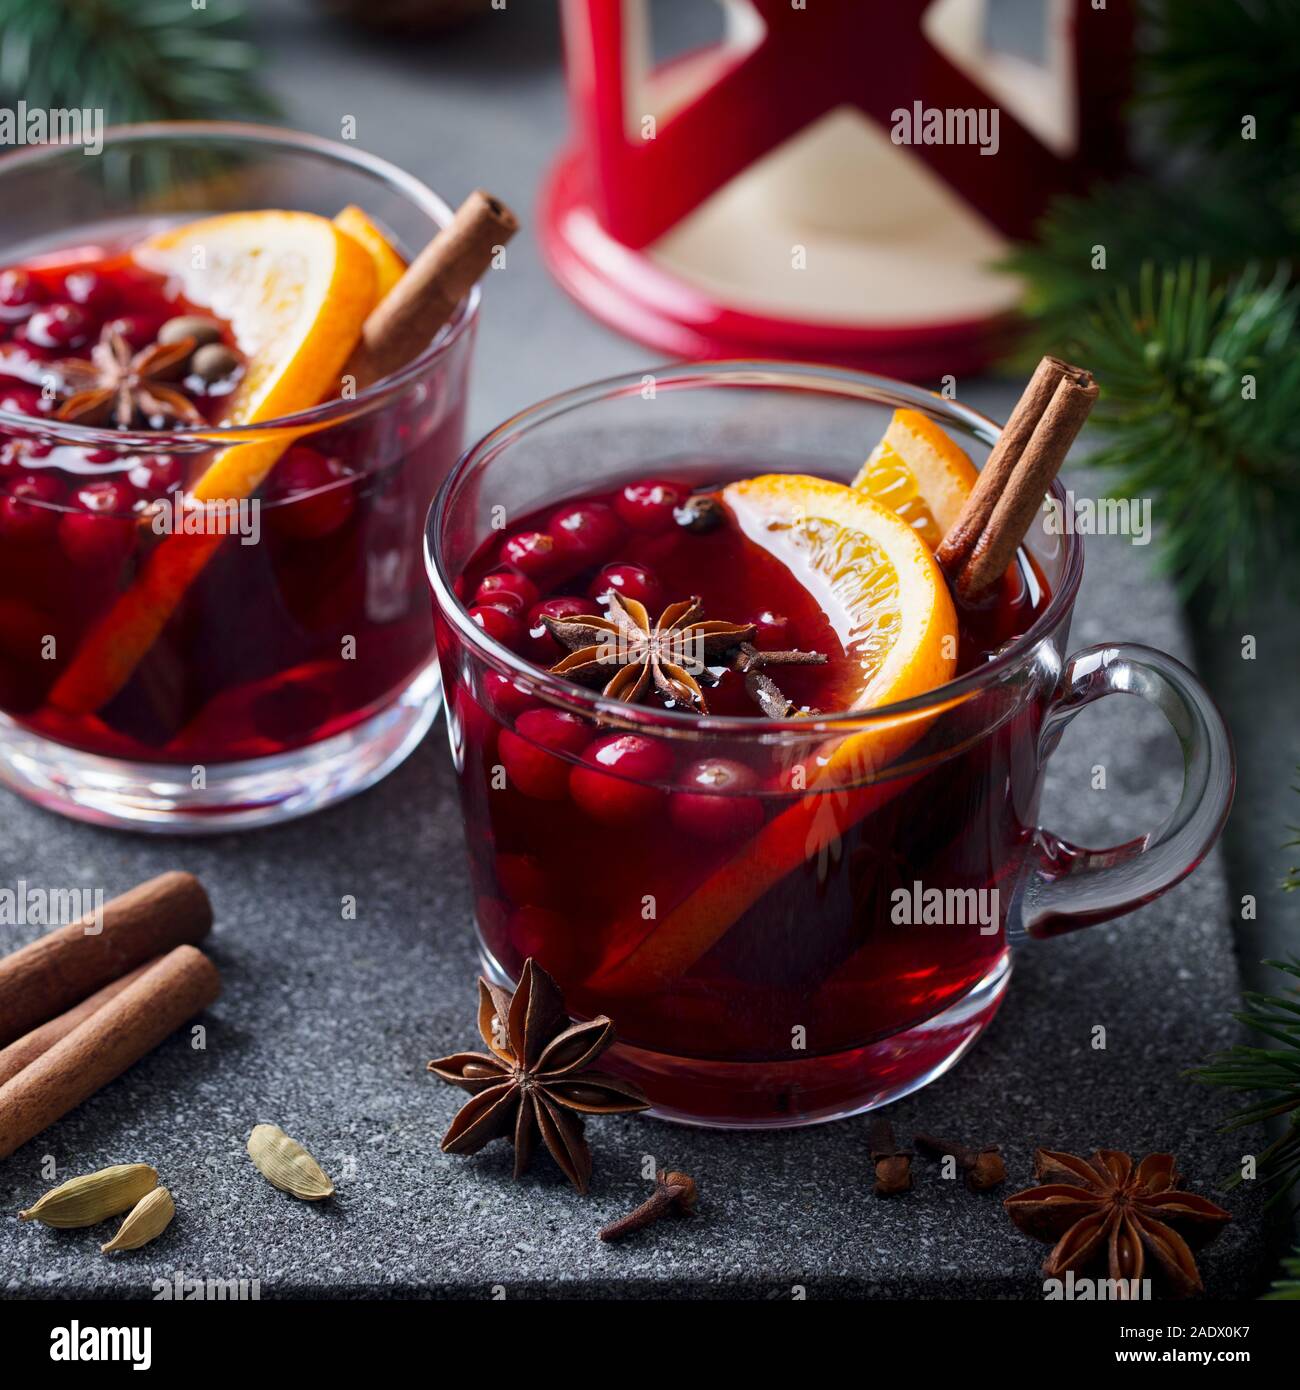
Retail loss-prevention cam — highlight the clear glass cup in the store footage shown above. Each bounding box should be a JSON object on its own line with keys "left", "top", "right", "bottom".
{"left": 426, "top": 362, "right": 1234, "bottom": 1128}
{"left": 0, "top": 123, "right": 477, "bottom": 830}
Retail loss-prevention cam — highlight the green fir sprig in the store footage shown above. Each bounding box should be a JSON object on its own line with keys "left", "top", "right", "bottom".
{"left": 1189, "top": 958, "right": 1300, "bottom": 1214}
{"left": 1264, "top": 1246, "right": 1300, "bottom": 1300}
{"left": 1058, "top": 261, "right": 1300, "bottom": 615}
{"left": 0, "top": 0, "right": 276, "bottom": 126}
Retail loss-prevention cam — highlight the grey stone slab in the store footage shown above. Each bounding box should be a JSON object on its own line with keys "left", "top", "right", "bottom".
{"left": 0, "top": 1, "right": 1272, "bottom": 1299}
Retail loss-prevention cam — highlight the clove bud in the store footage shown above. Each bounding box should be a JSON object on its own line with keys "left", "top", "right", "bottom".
{"left": 599, "top": 1169, "right": 697, "bottom": 1242}
{"left": 869, "top": 1118, "right": 913, "bottom": 1196}
{"left": 914, "top": 1133, "right": 1006, "bottom": 1191}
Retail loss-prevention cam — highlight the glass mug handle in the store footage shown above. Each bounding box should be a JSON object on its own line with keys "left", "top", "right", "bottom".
{"left": 1015, "top": 644, "right": 1235, "bottom": 939}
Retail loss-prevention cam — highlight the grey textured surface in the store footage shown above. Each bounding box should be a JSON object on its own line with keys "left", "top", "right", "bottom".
{"left": 0, "top": 1, "right": 1273, "bottom": 1298}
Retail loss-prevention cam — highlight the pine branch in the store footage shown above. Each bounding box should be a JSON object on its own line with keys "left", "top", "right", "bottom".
{"left": 1062, "top": 261, "right": 1300, "bottom": 616}
{"left": 0, "top": 0, "right": 277, "bottom": 126}
{"left": 1188, "top": 959, "right": 1300, "bottom": 1213}
{"left": 1263, "top": 1246, "right": 1300, "bottom": 1300}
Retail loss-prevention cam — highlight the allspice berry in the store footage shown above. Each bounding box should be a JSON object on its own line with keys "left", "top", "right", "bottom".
{"left": 157, "top": 315, "right": 222, "bottom": 349}
{"left": 191, "top": 343, "right": 241, "bottom": 384}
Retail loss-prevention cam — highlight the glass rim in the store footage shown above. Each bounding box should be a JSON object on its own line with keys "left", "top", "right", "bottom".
{"left": 0, "top": 120, "right": 479, "bottom": 445}
{"left": 426, "top": 359, "right": 1085, "bottom": 736}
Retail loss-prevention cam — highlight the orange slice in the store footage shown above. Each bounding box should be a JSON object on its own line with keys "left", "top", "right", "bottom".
{"left": 852, "top": 408, "right": 978, "bottom": 549}
{"left": 591, "top": 476, "right": 958, "bottom": 992}
{"left": 49, "top": 212, "right": 378, "bottom": 715}
{"left": 334, "top": 205, "right": 407, "bottom": 300}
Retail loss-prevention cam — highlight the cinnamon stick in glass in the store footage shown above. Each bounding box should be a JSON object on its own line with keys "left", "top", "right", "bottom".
{"left": 938, "top": 356, "right": 1097, "bottom": 600}
{"left": 347, "top": 188, "right": 518, "bottom": 390}
{"left": 0, "top": 945, "right": 220, "bottom": 1161}
{"left": 0, "top": 871, "right": 212, "bottom": 1048}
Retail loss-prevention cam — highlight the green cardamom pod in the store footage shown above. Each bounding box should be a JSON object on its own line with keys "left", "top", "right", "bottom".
{"left": 19, "top": 1163, "right": 159, "bottom": 1229}
{"left": 247, "top": 1124, "right": 334, "bottom": 1200}
{"left": 100, "top": 1186, "right": 175, "bottom": 1253}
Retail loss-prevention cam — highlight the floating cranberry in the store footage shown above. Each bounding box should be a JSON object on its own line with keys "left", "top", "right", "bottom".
{"left": 506, "top": 905, "right": 588, "bottom": 981}
{"left": 106, "top": 313, "right": 163, "bottom": 351}
{"left": 24, "top": 302, "right": 92, "bottom": 351}
{"left": 266, "top": 446, "right": 354, "bottom": 540}
{"left": 0, "top": 269, "right": 43, "bottom": 322}
{"left": 471, "top": 587, "right": 527, "bottom": 619}
{"left": 127, "top": 454, "right": 182, "bottom": 497}
{"left": 474, "top": 570, "right": 539, "bottom": 611}
{"left": 62, "top": 270, "right": 115, "bottom": 315}
{"left": 614, "top": 479, "right": 685, "bottom": 533}
{"left": 483, "top": 670, "right": 534, "bottom": 718}
{"left": 58, "top": 480, "right": 137, "bottom": 568}
{"left": 0, "top": 472, "right": 63, "bottom": 543}
{"left": 0, "top": 383, "right": 49, "bottom": 418}
{"left": 501, "top": 529, "right": 558, "bottom": 580}
{"left": 498, "top": 707, "right": 590, "bottom": 800}
{"left": 570, "top": 733, "right": 673, "bottom": 824}
{"left": 468, "top": 603, "right": 523, "bottom": 648}
{"left": 548, "top": 501, "right": 623, "bottom": 567}
{"left": 495, "top": 853, "right": 553, "bottom": 906}
{"left": 590, "top": 561, "right": 663, "bottom": 612}
{"left": 524, "top": 594, "right": 592, "bottom": 663}
{"left": 670, "top": 758, "right": 764, "bottom": 840}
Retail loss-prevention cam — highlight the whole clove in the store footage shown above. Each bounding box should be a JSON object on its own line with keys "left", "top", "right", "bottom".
{"left": 914, "top": 1133, "right": 1006, "bottom": 1191}
{"left": 869, "top": 1118, "right": 913, "bottom": 1196}
{"left": 599, "top": 1170, "right": 698, "bottom": 1242}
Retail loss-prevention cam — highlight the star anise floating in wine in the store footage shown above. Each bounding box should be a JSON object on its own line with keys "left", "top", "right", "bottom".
{"left": 1004, "top": 1149, "right": 1231, "bottom": 1297}
{"left": 55, "top": 324, "right": 205, "bottom": 429}
{"left": 543, "top": 590, "right": 825, "bottom": 717}
{"left": 428, "top": 958, "right": 649, "bottom": 1194}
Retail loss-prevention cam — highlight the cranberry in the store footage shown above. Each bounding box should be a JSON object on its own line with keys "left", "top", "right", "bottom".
{"left": 483, "top": 670, "right": 534, "bottom": 718}
{"left": 127, "top": 454, "right": 182, "bottom": 497}
{"left": 471, "top": 587, "right": 527, "bottom": 619}
{"left": 266, "top": 446, "right": 354, "bottom": 540}
{"left": 752, "top": 610, "right": 792, "bottom": 647}
{"left": 506, "top": 905, "right": 589, "bottom": 981}
{"left": 62, "top": 270, "right": 115, "bottom": 315}
{"left": 500, "top": 529, "right": 558, "bottom": 580}
{"left": 106, "top": 314, "right": 163, "bottom": 351}
{"left": 570, "top": 733, "right": 673, "bottom": 824}
{"left": 548, "top": 501, "right": 623, "bottom": 567}
{"left": 498, "top": 707, "right": 590, "bottom": 800}
{"left": 670, "top": 758, "right": 764, "bottom": 840}
{"left": 24, "top": 302, "right": 92, "bottom": 351}
{"left": 495, "top": 853, "right": 553, "bottom": 906}
{"left": 590, "top": 561, "right": 662, "bottom": 612}
{"left": 0, "top": 472, "right": 63, "bottom": 543}
{"left": 468, "top": 603, "right": 523, "bottom": 648}
{"left": 58, "top": 480, "right": 137, "bottom": 568}
{"left": 614, "top": 478, "right": 686, "bottom": 533}
{"left": 0, "top": 269, "right": 43, "bottom": 322}
{"left": 525, "top": 594, "right": 593, "bottom": 663}
{"left": 474, "top": 570, "right": 539, "bottom": 611}
{"left": 0, "top": 383, "right": 49, "bottom": 418}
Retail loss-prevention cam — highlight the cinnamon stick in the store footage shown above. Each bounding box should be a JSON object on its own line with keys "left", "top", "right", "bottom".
{"left": 347, "top": 188, "right": 518, "bottom": 390}
{"left": 938, "top": 357, "right": 1097, "bottom": 600}
{"left": 0, "top": 871, "right": 212, "bottom": 1048}
{"left": 0, "top": 945, "right": 220, "bottom": 1160}
{"left": 0, "top": 958, "right": 157, "bottom": 1088}
{"left": 936, "top": 356, "right": 1074, "bottom": 579}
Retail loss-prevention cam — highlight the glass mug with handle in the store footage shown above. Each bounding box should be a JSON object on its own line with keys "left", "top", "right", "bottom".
{"left": 426, "top": 362, "right": 1234, "bottom": 1128}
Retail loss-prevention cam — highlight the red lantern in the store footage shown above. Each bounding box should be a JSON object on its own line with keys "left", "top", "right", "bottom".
{"left": 542, "top": 0, "right": 1133, "bottom": 376}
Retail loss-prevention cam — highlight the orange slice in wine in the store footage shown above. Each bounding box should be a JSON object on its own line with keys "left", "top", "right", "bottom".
{"left": 852, "top": 408, "right": 978, "bottom": 548}
{"left": 591, "top": 475, "right": 958, "bottom": 992}
{"left": 49, "top": 211, "right": 378, "bottom": 715}
{"left": 334, "top": 205, "right": 407, "bottom": 300}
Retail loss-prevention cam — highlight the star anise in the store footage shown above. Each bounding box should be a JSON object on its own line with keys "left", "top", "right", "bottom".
{"left": 427, "top": 959, "right": 649, "bottom": 1194}
{"left": 54, "top": 325, "right": 204, "bottom": 429}
{"left": 544, "top": 591, "right": 755, "bottom": 715}
{"left": 1004, "top": 1149, "right": 1232, "bottom": 1297}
